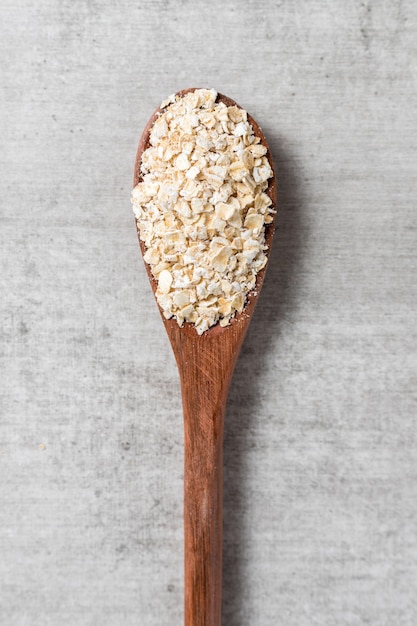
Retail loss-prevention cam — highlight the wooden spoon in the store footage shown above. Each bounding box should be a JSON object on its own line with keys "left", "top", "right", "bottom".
{"left": 133, "top": 89, "right": 277, "bottom": 626}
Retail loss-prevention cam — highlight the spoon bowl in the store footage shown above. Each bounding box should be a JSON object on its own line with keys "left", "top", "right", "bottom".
{"left": 133, "top": 88, "right": 277, "bottom": 626}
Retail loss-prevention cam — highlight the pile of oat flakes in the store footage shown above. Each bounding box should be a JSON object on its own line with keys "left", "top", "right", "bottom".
{"left": 131, "top": 89, "right": 274, "bottom": 335}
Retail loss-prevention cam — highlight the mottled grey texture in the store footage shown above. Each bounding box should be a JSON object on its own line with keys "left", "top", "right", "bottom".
{"left": 1, "top": 0, "right": 416, "bottom": 624}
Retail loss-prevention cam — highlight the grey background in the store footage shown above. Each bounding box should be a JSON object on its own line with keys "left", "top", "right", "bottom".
{"left": 1, "top": 1, "right": 416, "bottom": 624}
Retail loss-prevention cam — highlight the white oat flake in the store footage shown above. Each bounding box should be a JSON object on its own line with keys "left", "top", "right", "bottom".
{"left": 132, "top": 89, "right": 274, "bottom": 335}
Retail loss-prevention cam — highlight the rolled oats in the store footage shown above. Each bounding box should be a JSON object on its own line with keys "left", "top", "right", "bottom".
{"left": 132, "top": 89, "right": 275, "bottom": 335}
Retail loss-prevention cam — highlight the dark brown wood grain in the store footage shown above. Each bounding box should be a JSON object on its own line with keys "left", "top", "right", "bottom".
{"left": 133, "top": 89, "right": 277, "bottom": 626}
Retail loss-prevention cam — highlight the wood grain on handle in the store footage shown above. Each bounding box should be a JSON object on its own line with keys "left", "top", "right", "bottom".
{"left": 169, "top": 323, "right": 248, "bottom": 626}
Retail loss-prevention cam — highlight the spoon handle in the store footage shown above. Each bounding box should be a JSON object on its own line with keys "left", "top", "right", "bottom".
{"left": 172, "top": 328, "right": 245, "bottom": 626}
{"left": 183, "top": 390, "right": 224, "bottom": 626}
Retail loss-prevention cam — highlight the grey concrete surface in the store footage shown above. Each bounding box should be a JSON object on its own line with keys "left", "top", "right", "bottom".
{"left": 1, "top": 1, "right": 417, "bottom": 624}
